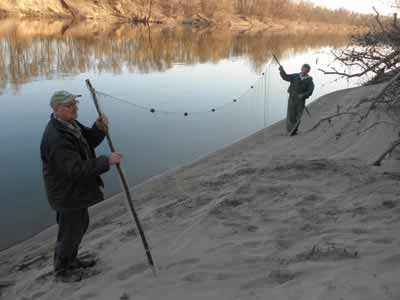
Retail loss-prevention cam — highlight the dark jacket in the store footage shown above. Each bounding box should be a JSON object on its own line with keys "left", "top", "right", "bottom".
{"left": 40, "top": 115, "right": 109, "bottom": 211}
{"left": 280, "top": 69, "right": 315, "bottom": 99}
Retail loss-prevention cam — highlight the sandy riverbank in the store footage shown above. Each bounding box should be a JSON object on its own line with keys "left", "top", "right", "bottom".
{"left": 1, "top": 82, "right": 400, "bottom": 299}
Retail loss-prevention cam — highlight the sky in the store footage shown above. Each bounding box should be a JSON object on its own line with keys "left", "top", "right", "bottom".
{"left": 309, "top": 0, "right": 396, "bottom": 15}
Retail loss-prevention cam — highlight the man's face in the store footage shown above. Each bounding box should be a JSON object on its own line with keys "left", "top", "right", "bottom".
{"left": 301, "top": 66, "right": 310, "bottom": 76}
{"left": 55, "top": 99, "right": 79, "bottom": 123}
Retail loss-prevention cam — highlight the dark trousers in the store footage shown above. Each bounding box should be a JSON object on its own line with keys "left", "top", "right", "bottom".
{"left": 54, "top": 208, "right": 89, "bottom": 272}
{"left": 286, "top": 94, "right": 305, "bottom": 133}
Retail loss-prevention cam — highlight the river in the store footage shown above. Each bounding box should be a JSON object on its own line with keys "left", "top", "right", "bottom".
{"left": 0, "top": 19, "right": 357, "bottom": 250}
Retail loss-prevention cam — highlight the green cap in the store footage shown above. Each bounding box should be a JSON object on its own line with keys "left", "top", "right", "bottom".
{"left": 50, "top": 90, "right": 82, "bottom": 109}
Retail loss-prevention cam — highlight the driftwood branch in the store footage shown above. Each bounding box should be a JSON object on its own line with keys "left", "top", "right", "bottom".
{"left": 308, "top": 112, "right": 362, "bottom": 132}
{"left": 355, "top": 69, "right": 400, "bottom": 108}
{"left": 314, "top": 7, "right": 400, "bottom": 166}
{"left": 16, "top": 255, "right": 47, "bottom": 271}
{"left": 357, "top": 121, "right": 399, "bottom": 135}
{"left": 318, "top": 50, "right": 400, "bottom": 78}
{"left": 373, "top": 138, "right": 400, "bottom": 166}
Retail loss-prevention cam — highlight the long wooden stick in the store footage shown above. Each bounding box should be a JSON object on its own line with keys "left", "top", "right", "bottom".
{"left": 85, "top": 79, "right": 157, "bottom": 277}
{"left": 272, "top": 53, "right": 282, "bottom": 68}
{"left": 373, "top": 138, "right": 400, "bottom": 166}
{"left": 304, "top": 106, "right": 311, "bottom": 117}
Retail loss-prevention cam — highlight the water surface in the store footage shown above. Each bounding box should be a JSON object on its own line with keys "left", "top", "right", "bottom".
{"left": 0, "top": 19, "right": 356, "bottom": 250}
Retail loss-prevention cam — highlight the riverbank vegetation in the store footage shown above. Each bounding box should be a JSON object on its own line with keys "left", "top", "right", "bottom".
{"left": 0, "top": 0, "right": 376, "bottom": 29}
{"left": 314, "top": 3, "right": 400, "bottom": 166}
{"left": 158, "top": 0, "right": 374, "bottom": 26}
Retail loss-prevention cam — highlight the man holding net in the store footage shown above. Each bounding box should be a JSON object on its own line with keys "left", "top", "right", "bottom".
{"left": 40, "top": 90, "right": 122, "bottom": 282}
{"left": 279, "top": 63, "right": 315, "bottom": 136}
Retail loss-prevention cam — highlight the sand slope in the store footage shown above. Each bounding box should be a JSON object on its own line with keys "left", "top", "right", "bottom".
{"left": 1, "top": 83, "right": 400, "bottom": 300}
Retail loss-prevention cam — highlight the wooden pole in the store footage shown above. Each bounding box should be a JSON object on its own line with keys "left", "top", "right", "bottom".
{"left": 272, "top": 53, "right": 283, "bottom": 68}
{"left": 85, "top": 79, "right": 157, "bottom": 277}
{"left": 263, "top": 70, "right": 266, "bottom": 143}
{"left": 304, "top": 106, "right": 312, "bottom": 117}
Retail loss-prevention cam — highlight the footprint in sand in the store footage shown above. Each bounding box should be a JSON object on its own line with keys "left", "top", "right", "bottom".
{"left": 296, "top": 194, "right": 321, "bottom": 207}
{"left": 300, "top": 223, "right": 315, "bottom": 232}
{"left": 382, "top": 200, "right": 397, "bottom": 209}
{"left": 352, "top": 228, "right": 369, "bottom": 235}
{"left": 268, "top": 269, "right": 298, "bottom": 285}
{"left": 16, "top": 254, "right": 49, "bottom": 271}
{"left": 350, "top": 206, "right": 368, "bottom": 217}
{"left": 182, "top": 271, "right": 231, "bottom": 283}
{"left": 117, "top": 263, "right": 148, "bottom": 281}
{"left": 200, "top": 167, "right": 257, "bottom": 190}
{"left": 30, "top": 290, "right": 47, "bottom": 299}
{"left": 165, "top": 258, "right": 200, "bottom": 270}
{"left": 90, "top": 217, "right": 110, "bottom": 231}
{"left": 241, "top": 241, "right": 263, "bottom": 248}
{"left": 119, "top": 228, "right": 137, "bottom": 242}
{"left": 276, "top": 239, "right": 292, "bottom": 250}
{"left": 241, "top": 277, "right": 268, "bottom": 289}
{"left": 120, "top": 292, "right": 130, "bottom": 300}
{"left": 78, "top": 292, "right": 99, "bottom": 299}
{"left": 182, "top": 271, "right": 209, "bottom": 282}
{"left": 34, "top": 269, "right": 53, "bottom": 284}
{"left": 241, "top": 270, "right": 298, "bottom": 289}
{"left": 381, "top": 254, "right": 400, "bottom": 266}
{"left": 206, "top": 242, "right": 235, "bottom": 253}
{"left": 372, "top": 237, "right": 394, "bottom": 245}
{"left": 248, "top": 225, "right": 259, "bottom": 232}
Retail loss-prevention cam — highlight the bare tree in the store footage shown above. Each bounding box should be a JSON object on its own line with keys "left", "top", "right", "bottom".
{"left": 312, "top": 4, "right": 400, "bottom": 165}
{"left": 146, "top": 0, "right": 153, "bottom": 23}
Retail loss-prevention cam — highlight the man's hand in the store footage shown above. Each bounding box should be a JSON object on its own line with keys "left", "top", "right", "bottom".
{"left": 96, "top": 113, "right": 109, "bottom": 132}
{"left": 109, "top": 152, "right": 123, "bottom": 166}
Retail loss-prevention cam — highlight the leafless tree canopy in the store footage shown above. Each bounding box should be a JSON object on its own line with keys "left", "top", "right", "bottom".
{"left": 319, "top": 5, "right": 400, "bottom": 82}
{"left": 313, "top": 3, "right": 400, "bottom": 166}
{"left": 154, "top": 0, "right": 374, "bottom": 26}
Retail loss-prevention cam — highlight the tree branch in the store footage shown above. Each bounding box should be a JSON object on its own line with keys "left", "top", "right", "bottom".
{"left": 373, "top": 138, "right": 400, "bottom": 166}
{"left": 355, "top": 68, "right": 400, "bottom": 108}
{"left": 308, "top": 112, "right": 362, "bottom": 132}
{"left": 319, "top": 49, "right": 400, "bottom": 78}
{"left": 373, "top": 6, "right": 385, "bottom": 32}
{"left": 357, "top": 121, "right": 399, "bottom": 135}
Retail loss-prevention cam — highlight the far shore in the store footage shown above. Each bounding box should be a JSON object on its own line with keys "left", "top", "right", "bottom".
{"left": 0, "top": 14, "right": 368, "bottom": 35}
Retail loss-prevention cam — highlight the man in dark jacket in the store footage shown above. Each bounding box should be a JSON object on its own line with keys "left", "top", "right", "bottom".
{"left": 40, "top": 90, "right": 122, "bottom": 282}
{"left": 279, "top": 64, "right": 314, "bottom": 136}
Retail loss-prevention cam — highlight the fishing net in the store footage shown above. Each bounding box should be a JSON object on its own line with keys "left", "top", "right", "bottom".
{"left": 95, "top": 69, "right": 273, "bottom": 183}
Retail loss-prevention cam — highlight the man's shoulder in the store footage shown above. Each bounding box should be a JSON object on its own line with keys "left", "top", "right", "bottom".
{"left": 42, "top": 117, "right": 60, "bottom": 136}
{"left": 41, "top": 118, "right": 74, "bottom": 147}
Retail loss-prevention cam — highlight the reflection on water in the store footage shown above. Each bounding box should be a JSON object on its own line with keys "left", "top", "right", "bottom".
{"left": 0, "top": 19, "right": 352, "bottom": 250}
{"left": 0, "top": 19, "right": 349, "bottom": 93}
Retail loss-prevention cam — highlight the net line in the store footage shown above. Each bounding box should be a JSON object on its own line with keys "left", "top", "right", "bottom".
{"left": 94, "top": 68, "right": 270, "bottom": 117}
